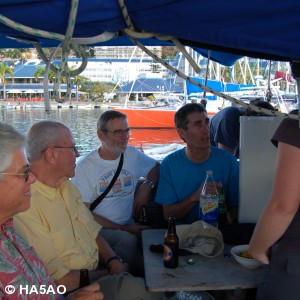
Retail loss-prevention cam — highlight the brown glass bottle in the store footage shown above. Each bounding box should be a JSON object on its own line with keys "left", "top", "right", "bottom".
{"left": 163, "top": 217, "right": 179, "bottom": 268}
{"left": 79, "top": 269, "right": 90, "bottom": 288}
{"left": 139, "top": 205, "right": 150, "bottom": 226}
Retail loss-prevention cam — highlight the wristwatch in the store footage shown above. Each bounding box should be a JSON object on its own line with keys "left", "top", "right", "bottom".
{"left": 106, "top": 255, "right": 124, "bottom": 267}
{"left": 145, "top": 180, "right": 155, "bottom": 189}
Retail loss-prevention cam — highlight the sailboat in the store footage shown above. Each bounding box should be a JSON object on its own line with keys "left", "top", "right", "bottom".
{"left": 113, "top": 52, "right": 231, "bottom": 128}
{"left": 2, "top": 1, "right": 298, "bottom": 122}
{"left": 112, "top": 72, "right": 185, "bottom": 128}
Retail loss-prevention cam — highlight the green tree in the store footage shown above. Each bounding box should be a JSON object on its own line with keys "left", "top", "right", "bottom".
{"left": 34, "top": 66, "right": 45, "bottom": 82}
{"left": 72, "top": 75, "right": 91, "bottom": 101}
{"left": 34, "top": 65, "right": 57, "bottom": 83}
{"left": 90, "top": 81, "right": 113, "bottom": 102}
{"left": 0, "top": 62, "right": 14, "bottom": 100}
{"left": 161, "top": 46, "right": 179, "bottom": 59}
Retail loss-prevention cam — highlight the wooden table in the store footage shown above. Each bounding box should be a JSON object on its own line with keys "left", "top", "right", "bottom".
{"left": 142, "top": 229, "right": 261, "bottom": 293}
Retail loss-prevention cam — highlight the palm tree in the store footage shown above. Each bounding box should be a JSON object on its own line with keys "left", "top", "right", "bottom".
{"left": 34, "top": 65, "right": 56, "bottom": 83}
{"left": 0, "top": 62, "right": 14, "bottom": 100}
{"left": 34, "top": 65, "right": 45, "bottom": 83}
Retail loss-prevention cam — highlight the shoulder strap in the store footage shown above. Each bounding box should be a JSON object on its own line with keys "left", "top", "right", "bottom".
{"left": 90, "top": 152, "right": 124, "bottom": 212}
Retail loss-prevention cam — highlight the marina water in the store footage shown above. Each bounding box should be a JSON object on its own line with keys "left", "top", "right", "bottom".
{"left": 0, "top": 107, "right": 182, "bottom": 158}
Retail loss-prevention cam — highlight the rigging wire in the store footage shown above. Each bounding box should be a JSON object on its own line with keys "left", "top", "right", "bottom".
{"left": 0, "top": 0, "right": 297, "bottom": 121}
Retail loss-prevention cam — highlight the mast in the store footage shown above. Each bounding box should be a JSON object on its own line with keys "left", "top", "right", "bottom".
{"left": 124, "top": 47, "right": 145, "bottom": 107}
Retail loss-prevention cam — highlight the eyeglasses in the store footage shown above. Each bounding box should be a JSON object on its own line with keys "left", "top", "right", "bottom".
{"left": 102, "top": 128, "right": 132, "bottom": 137}
{"left": 0, "top": 165, "right": 31, "bottom": 182}
{"left": 53, "top": 146, "right": 79, "bottom": 154}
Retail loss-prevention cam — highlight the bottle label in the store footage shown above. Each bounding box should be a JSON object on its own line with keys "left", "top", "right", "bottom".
{"left": 164, "top": 244, "right": 178, "bottom": 267}
{"left": 200, "top": 197, "right": 219, "bottom": 225}
{"left": 164, "top": 244, "right": 174, "bottom": 262}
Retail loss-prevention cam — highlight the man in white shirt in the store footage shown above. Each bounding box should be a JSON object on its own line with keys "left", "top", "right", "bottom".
{"left": 72, "top": 110, "right": 160, "bottom": 276}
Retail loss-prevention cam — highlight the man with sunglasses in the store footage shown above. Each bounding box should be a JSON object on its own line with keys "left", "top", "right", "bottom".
{"left": 72, "top": 110, "right": 160, "bottom": 276}
{"left": 0, "top": 122, "right": 103, "bottom": 299}
{"left": 14, "top": 120, "right": 164, "bottom": 300}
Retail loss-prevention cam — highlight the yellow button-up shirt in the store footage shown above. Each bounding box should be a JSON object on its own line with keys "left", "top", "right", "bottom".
{"left": 15, "top": 180, "right": 101, "bottom": 281}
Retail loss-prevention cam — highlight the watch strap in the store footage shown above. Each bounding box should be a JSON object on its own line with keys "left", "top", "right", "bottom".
{"left": 145, "top": 180, "right": 155, "bottom": 189}
{"left": 106, "top": 255, "right": 123, "bottom": 267}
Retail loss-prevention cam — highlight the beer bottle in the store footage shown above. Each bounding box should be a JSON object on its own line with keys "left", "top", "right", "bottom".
{"left": 79, "top": 268, "right": 90, "bottom": 288}
{"left": 139, "top": 204, "right": 150, "bottom": 226}
{"left": 164, "top": 217, "right": 179, "bottom": 268}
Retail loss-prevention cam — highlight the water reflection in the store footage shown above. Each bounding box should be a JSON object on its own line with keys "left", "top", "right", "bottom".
{"left": 0, "top": 107, "right": 183, "bottom": 156}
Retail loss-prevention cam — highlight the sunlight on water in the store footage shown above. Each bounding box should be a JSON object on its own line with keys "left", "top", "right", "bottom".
{"left": 0, "top": 107, "right": 103, "bottom": 156}
{"left": 0, "top": 107, "right": 183, "bottom": 158}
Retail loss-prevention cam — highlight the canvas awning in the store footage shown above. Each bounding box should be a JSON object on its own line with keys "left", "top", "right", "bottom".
{"left": 24, "top": 89, "right": 37, "bottom": 93}
{"left": 7, "top": 90, "right": 23, "bottom": 93}
{"left": 0, "top": 1, "right": 299, "bottom": 66}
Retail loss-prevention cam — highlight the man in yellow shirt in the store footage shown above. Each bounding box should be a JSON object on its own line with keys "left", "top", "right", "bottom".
{"left": 0, "top": 122, "right": 103, "bottom": 299}
{"left": 15, "top": 120, "right": 164, "bottom": 300}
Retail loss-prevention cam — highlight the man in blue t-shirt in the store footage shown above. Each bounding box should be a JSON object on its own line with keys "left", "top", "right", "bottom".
{"left": 210, "top": 100, "right": 276, "bottom": 158}
{"left": 155, "top": 103, "right": 239, "bottom": 225}
{"left": 210, "top": 106, "right": 246, "bottom": 158}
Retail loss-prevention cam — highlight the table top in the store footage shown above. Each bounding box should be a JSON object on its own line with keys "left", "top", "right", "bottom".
{"left": 142, "top": 229, "right": 261, "bottom": 292}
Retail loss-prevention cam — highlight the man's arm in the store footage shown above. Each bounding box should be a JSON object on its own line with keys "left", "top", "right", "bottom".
{"left": 161, "top": 179, "right": 222, "bottom": 221}
{"left": 217, "top": 142, "right": 236, "bottom": 156}
{"left": 56, "top": 270, "right": 108, "bottom": 293}
{"left": 163, "top": 186, "right": 200, "bottom": 220}
{"left": 58, "top": 234, "right": 129, "bottom": 291}
{"left": 84, "top": 203, "right": 149, "bottom": 235}
{"left": 95, "top": 234, "right": 128, "bottom": 275}
{"left": 15, "top": 211, "right": 108, "bottom": 293}
{"left": 133, "top": 162, "right": 160, "bottom": 216}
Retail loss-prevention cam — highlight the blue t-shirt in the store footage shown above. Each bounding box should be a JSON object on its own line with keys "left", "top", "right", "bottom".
{"left": 155, "top": 147, "right": 239, "bottom": 224}
{"left": 210, "top": 107, "right": 245, "bottom": 158}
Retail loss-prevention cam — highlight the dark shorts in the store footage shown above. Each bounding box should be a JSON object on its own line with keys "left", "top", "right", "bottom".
{"left": 256, "top": 239, "right": 300, "bottom": 300}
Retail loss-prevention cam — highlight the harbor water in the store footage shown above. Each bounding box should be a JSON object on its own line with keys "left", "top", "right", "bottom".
{"left": 0, "top": 106, "right": 183, "bottom": 158}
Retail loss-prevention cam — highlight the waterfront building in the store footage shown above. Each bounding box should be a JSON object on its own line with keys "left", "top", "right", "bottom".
{"left": 0, "top": 56, "right": 179, "bottom": 101}
{"left": 94, "top": 46, "right": 162, "bottom": 59}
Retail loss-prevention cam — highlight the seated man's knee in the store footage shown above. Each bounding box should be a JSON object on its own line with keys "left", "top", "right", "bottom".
{"left": 99, "top": 273, "right": 165, "bottom": 300}
{"left": 114, "top": 229, "right": 138, "bottom": 245}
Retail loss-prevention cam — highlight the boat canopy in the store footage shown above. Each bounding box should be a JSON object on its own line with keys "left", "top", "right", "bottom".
{"left": 186, "top": 78, "right": 256, "bottom": 100}
{"left": 0, "top": 0, "right": 300, "bottom": 66}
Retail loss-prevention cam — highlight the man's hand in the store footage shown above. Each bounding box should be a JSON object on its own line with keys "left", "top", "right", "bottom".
{"left": 107, "top": 259, "right": 129, "bottom": 275}
{"left": 122, "top": 223, "right": 151, "bottom": 236}
{"left": 67, "top": 283, "right": 104, "bottom": 300}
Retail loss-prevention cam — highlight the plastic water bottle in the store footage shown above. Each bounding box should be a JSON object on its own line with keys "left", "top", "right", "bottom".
{"left": 199, "top": 170, "right": 219, "bottom": 227}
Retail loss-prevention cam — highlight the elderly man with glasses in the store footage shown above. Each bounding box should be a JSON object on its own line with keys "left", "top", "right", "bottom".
{"left": 72, "top": 110, "right": 160, "bottom": 277}
{"left": 14, "top": 120, "right": 164, "bottom": 300}
{"left": 0, "top": 122, "right": 103, "bottom": 299}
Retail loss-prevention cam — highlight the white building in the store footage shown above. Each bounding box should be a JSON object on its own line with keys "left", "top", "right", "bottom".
{"left": 69, "top": 57, "right": 173, "bottom": 84}
{"left": 94, "top": 46, "right": 162, "bottom": 59}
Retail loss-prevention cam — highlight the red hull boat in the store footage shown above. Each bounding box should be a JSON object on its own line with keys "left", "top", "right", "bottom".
{"left": 113, "top": 107, "right": 216, "bottom": 128}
